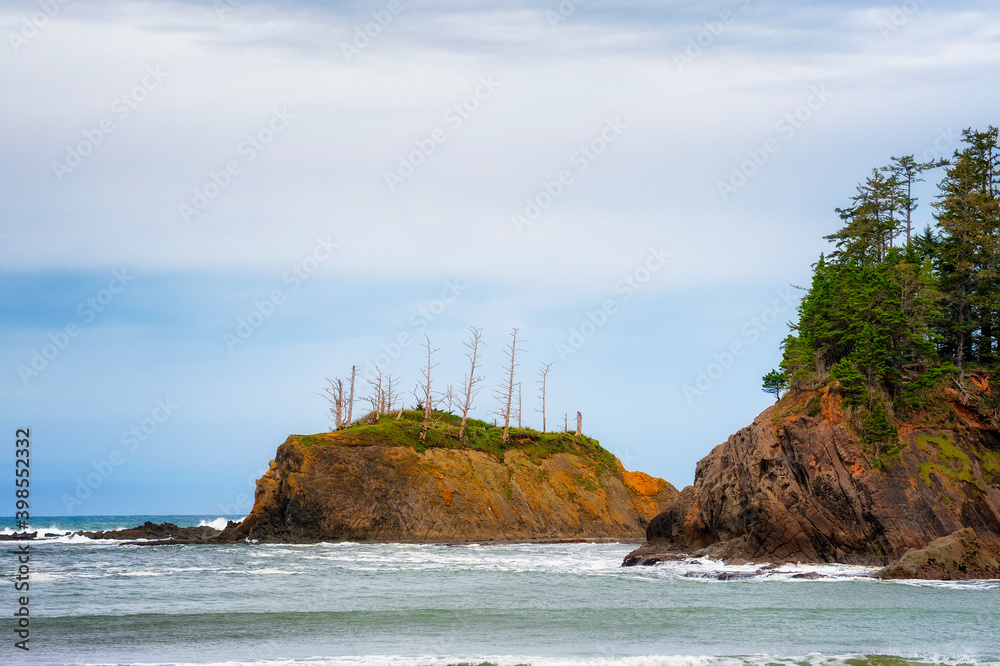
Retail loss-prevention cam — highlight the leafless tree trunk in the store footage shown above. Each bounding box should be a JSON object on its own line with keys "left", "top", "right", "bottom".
{"left": 563, "top": 413, "right": 568, "bottom": 433}
{"left": 492, "top": 328, "right": 521, "bottom": 443}
{"left": 444, "top": 384, "right": 457, "bottom": 413}
{"left": 459, "top": 326, "right": 484, "bottom": 440}
{"left": 364, "top": 395, "right": 380, "bottom": 423}
{"left": 536, "top": 362, "right": 552, "bottom": 433}
{"left": 385, "top": 374, "right": 398, "bottom": 414}
{"left": 367, "top": 369, "right": 384, "bottom": 419}
{"left": 419, "top": 334, "right": 438, "bottom": 442}
{"left": 347, "top": 365, "right": 356, "bottom": 425}
{"left": 516, "top": 381, "right": 522, "bottom": 429}
{"left": 575, "top": 411, "right": 582, "bottom": 437}
{"left": 321, "top": 377, "right": 345, "bottom": 430}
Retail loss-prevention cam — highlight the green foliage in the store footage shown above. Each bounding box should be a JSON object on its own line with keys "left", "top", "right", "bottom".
{"left": 829, "top": 359, "right": 867, "bottom": 405}
{"left": 298, "top": 410, "right": 617, "bottom": 472}
{"left": 771, "top": 127, "right": 1000, "bottom": 466}
{"left": 761, "top": 369, "right": 787, "bottom": 401}
{"left": 864, "top": 403, "right": 899, "bottom": 448}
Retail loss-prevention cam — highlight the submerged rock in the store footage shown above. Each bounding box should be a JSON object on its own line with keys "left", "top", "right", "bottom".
{"left": 876, "top": 528, "right": 1000, "bottom": 580}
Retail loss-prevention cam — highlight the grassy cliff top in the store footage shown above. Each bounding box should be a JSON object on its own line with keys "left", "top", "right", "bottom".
{"left": 289, "top": 409, "right": 619, "bottom": 470}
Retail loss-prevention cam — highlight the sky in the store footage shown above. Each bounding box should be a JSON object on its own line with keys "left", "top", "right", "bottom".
{"left": 1, "top": 0, "right": 999, "bottom": 517}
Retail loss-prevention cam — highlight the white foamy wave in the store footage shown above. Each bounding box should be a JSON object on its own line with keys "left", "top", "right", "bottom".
{"left": 198, "top": 517, "right": 231, "bottom": 530}
{"left": 641, "top": 555, "right": 880, "bottom": 582}
{"left": 99, "top": 654, "right": 1000, "bottom": 666}
{"left": 890, "top": 577, "right": 1000, "bottom": 590}
{"left": 1, "top": 525, "right": 74, "bottom": 537}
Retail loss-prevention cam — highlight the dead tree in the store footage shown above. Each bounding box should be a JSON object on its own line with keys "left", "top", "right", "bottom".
{"left": 459, "top": 326, "right": 484, "bottom": 440}
{"left": 575, "top": 411, "right": 582, "bottom": 436}
{"left": 536, "top": 362, "right": 552, "bottom": 433}
{"left": 321, "top": 377, "right": 346, "bottom": 430}
{"left": 347, "top": 365, "right": 356, "bottom": 425}
{"left": 563, "top": 413, "right": 568, "bottom": 433}
{"left": 492, "top": 328, "right": 521, "bottom": 443}
{"left": 419, "top": 334, "right": 439, "bottom": 442}
{"left": 443, "top": 384, "right": 457, "bottom": 414}
{"left": 516, "top": 381, "right": 522, "bottom": 429}
{"left": 385, "top": 373, "right": 398, "bottom": 414}
{"left": 366, "top": 369, "right": 384, "bottom": 421}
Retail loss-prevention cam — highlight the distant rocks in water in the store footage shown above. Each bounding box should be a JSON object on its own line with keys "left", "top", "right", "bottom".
{"left": 83, "top": 521, "right": 223, "bottom": 544}
{"left": 0, "top": 531, "right": 36, "bottom": 541}
{"left": 624, "top": 387, "right": 1000, "bottom": 578}
{"left": 876, "top": 528, "right": 1000, "bottom": 581}
{"left": 2, "top": 521, "right": 225, "bottom": 544}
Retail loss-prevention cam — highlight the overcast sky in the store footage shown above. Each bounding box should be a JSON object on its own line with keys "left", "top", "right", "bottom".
{"left": 2, "top": 0, "right": 999, "bottom": 517}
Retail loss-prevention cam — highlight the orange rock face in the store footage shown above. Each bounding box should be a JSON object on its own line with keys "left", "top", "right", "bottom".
{"left": 225, "top": 437, "right": 678, "bottom": 543}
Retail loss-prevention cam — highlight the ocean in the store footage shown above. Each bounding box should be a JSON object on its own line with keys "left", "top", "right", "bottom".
{"left": 1, "top": 516, "right": 998, "bottom": 666}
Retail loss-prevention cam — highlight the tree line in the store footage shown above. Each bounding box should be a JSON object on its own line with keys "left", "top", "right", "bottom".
{"left": 323, "top": 327, "right": 582, "bottom": 442}
{"left": 763, "top": 126, "right": 1000, "bottom": 455}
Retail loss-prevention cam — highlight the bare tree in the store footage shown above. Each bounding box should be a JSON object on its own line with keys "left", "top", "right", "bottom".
{"left": 366, "top": 368, "right": 384, "bottom": 422}
{"left": 516, "top": 381, "right": 522, "bottom": 429}
{"left": 575, "top": 411, "right": 582, "bottom": 437}
{"left": 419, "top": 334, "right": 439, "bottom": 442}
{"left": 536, "top": 362, "right": 552, "bottom": 433}
{"left": 347, "top": 365, "right": 356, "bottom": 425}
{"left": 321, "top": 377, "right": 346, "bottom": 430}
{"left": 492, "top": 328, "right": 521, "bottom": 443}
{"left": 385, "top": 373, "right": 398, "bottom": 414}
{"left": 443, "top": 384, "right": 458, "bottom": 414}
{"left": 459, "top": 326, "right": 484, "bottom": 440}
{"left": 563, "top": 413, "right": 568, "bottom": 433}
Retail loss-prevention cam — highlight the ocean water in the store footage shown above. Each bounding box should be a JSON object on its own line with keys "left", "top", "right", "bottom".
{"left": 1, "top": 516, "right": 999, "bottom": 666}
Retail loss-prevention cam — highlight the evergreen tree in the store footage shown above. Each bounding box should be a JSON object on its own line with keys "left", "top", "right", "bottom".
{"left": 933, "top": 127, "right": 1000, "bottom": 371}
{"left": 761, "top": 370, "right": 787, "bottom": 401}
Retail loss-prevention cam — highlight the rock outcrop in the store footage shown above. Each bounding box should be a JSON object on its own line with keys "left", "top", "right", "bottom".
{"left": 876, "top": 527, "right": 1000, "bottom": 580}
{"left": 627, "top": 387, "right": 1000, "bottom": 567}
{"left": 221, "top": 432, "right": 678, "bottom": 543}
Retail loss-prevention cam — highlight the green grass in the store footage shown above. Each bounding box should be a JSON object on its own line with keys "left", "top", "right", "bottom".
{"left": 295, "top": 410, "right": 618, "bottom": 471}
{"left": 916, "top": 434, "right": 977, "bottom": 486}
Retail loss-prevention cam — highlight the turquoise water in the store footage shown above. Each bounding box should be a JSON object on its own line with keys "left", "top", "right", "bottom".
{"left": 1, "top": 516, "right": 998, "bottom": 665}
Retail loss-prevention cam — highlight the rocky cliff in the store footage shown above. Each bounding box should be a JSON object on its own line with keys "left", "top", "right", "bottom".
{"left": 627, "top": 386, "right": 1000, "bottom": 566}
{"left": 222, "top": 416, "right": 678, "bottom": 543}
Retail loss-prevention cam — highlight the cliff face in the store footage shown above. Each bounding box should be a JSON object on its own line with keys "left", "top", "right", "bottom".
{"left": 224, "top": 434, "right": 678, "bottom": 543}
{"left": 629, "top": 388, "right": 1000, "bottom": 566}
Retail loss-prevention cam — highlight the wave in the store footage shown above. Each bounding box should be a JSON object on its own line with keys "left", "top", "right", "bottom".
{"left": 198, "top": 517, "right": 234, "bottom": 530}
{"left": 88, "top": 654, "right": 1000, "bottom": 666}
